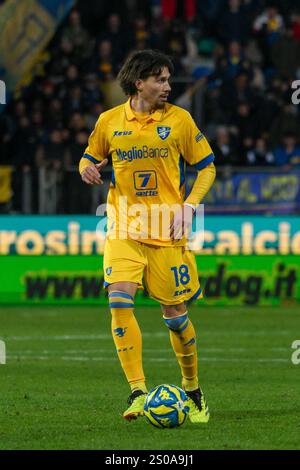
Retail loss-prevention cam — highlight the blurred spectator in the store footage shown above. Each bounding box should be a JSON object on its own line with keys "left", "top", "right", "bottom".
{"left": 63, "top": 85, "right": 85, "bottom": 115}
{"left": 49, "top": 37, "right": 76, "bottom": 79}
{"left": 83, "top": 74, "right": 104, "bottom": 110}
{"left": 225, "top": 41, "right": 246, "bottom": 78}
{"left": 132, "top": 15, "right": 152, "bottom": 50}
{"left": 13, "top": 100, "right": 27, "bottom": 119}
{"left": 219, "top": 71, "right": 258, "bottom": 122}
{"left": 89, "top": 39, "right": 118, "bottom": 81}
{"left": 96, "top": 13, "right": 130, "bottom": 65}
{"left": 273, "top": 133, "right": 300, "bottom": 166}
{"left": 46, "top": 99, "right": 64, "bottom": 128}
{"left": 164, "top": 19, "right": 188, "bottom": 84}
{"left": 253, "top": 5, "right": 284, "bottom": 41}
{"left": 65, "top": 130, "right": 90, "bottom": 167}
{"left": 246, "top": 137, "right": 275, "bottom": 166}
{"left": 218, "top": 0, "right": 249, "bottom": 45}
{"left": 39, "top": 79, "right": 57, "bottom": 106}
{"left": 271, "top": 25, "right": 300, "bottom": 79}
{"left": 35, "top": 129, "right": 65, "bottom": 171}
{"left": 61, "top": 9, "right": 92, "bottom": 60}
{"left": 231, "top": 100, "right": 259, "bottom": 143}
{"left": 164, "top": 19, "right": 188, "bottom": 59}
{"left": 253, "top": 5, "right": 284, "bottom": 66}
{"left": 67, "top": 112, "right": 87, "bottom": 142}
{"left": 196, "top": 0, "right": 224, "bottom": 28}
{"left": 211, "top": 41, "right": 248, "bottom": 82}
{"left": 65, "top": 65, "right": 81, "bottom": 88}
{"left": 211, "top": 126, "right": 238, "bottom": 166}
{"left": 85, "top": 102, "right": 105, "bottom": 131}
{"left": 270, "top": 104, "right": 300, "bottom": 145}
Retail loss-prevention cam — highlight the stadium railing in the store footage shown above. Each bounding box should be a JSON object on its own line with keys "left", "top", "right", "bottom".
{"left": 1, "top": 165, "right": 299, "bottom": 215}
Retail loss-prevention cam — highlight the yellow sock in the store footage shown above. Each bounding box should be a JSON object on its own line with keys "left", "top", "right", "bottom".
{"left": 109, "top": 291, "right": 147, "bottom": 393}
{"left": 164, "top": 312, "right": 199, "bottom": 392}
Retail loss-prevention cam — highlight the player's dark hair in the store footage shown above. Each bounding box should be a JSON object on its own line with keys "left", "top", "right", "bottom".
{"left": 118, "top": 49, "right": 174, "bottom": 96}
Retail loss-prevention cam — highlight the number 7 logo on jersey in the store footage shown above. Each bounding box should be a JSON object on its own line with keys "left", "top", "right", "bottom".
{"left": 134, "top": 170, "right": 157, "bottom": 190}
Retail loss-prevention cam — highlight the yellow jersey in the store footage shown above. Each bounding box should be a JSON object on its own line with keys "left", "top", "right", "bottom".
{"left": 83, "top": 98, "right": 214, "bottom": 246}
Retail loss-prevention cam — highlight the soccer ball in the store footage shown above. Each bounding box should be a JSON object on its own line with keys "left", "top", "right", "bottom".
{"left": 144, "top": 384, "right": 189, "bottom": 429}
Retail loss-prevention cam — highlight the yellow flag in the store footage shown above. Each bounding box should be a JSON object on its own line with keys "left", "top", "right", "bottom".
{"left": 0, "top": 166, "right": 13, "bottom": 204}
{"left": 0, "top": 0, "right": 74, "bottom": 93}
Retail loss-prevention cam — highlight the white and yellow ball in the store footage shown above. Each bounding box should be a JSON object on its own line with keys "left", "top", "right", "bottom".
{"left": 144, "top": 384, "right": 189, "bottom": 429}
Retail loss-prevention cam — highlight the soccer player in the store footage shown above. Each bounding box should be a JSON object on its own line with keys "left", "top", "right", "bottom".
{"left": 79, "top": 50, "right": 216, "bottom": 423}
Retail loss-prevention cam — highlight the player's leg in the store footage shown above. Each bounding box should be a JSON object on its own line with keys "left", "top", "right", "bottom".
{"left": 161, "top": 302, "right": 209, "bottom": 423}
{"left": 144, "top": 245, "right": 209, "bottom": 423}
{"left": 161, "top": 302, "right": 198, "bottom": 392}
{"left": 104, "top": 239, "right": 147, "bottom": 420}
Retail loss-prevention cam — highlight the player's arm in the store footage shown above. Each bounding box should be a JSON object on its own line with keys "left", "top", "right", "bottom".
{"left": 170, "top": 163, "right": 216, "bottom": 239}
{"left": 79, "top": 115, "right": 109, "bottom": 185}
{"left": 80, "top": 158, "right": 108, "bottom": 185}
{"left": 184, "top": 162, "right": 216, "bottom": 209}
{"left": 170, "top": 164, "right": 216, "bottom": 239}
{"left": 170, "top": 113, "right": 216, "bottom": 239}
{"left": 180, "top": 112, "right": 216, "bottom": 210}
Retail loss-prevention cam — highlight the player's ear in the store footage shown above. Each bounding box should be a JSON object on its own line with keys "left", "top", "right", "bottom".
{"left": 135, "top": 79, "right": 143, "bottom": 92}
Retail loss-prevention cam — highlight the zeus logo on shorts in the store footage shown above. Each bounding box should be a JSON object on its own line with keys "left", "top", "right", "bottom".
{"left": 106, "top": 267, "right": 112, "bottom": 275}
{"left": 114, "top": 327, "right": 128, "bottom": 337}
{"left": 174, "top": 288, "right": 191, "bottom": 296}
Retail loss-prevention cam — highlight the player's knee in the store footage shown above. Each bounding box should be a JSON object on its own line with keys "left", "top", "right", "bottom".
{"left": 108, "top": 282, "right": 137, "bottom": 298}
{"left": 108, "top": 290, "right": 135, "bottom": 312}
{"left": 163, "top": 312, "right": 189, "bottom": 333}
{"left": 161, "top": 303, "right": 186, "bottom": 317}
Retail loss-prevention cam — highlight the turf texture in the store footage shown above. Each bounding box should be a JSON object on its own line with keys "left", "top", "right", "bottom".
{"left": 0, "top": 305, "right": 299, "bottom": 450}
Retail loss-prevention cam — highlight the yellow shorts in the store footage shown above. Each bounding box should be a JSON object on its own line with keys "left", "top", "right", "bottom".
{"left": 103, "top": 239, "right": 202, "bottom": 305}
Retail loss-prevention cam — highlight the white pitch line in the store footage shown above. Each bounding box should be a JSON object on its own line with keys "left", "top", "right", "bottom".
{"left": 2, "top": 333, "right": 167, "bottom": 341}
{"left": 1, "top": 331, "right": 292, "bottom": 341}
{"left": 6, "top": 355, "right": 290, "bottom": 363}
{"left": 6, "top": 347, "right": 292, "bottom": 354}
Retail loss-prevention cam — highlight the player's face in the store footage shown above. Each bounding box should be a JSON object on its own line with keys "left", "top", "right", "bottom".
{"left": 138, "top": 67, "right": 171, "bottom": 109}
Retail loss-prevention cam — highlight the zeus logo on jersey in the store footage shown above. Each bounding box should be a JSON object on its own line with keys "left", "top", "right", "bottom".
{"left": 157, "top": 126, "right": 171, "bottom": 140}
{"left": 113, "top": 131, "right": 133, "bottom": 136}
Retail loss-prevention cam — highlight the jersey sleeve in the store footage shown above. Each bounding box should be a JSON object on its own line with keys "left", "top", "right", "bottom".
{"left": 83, "top": 115, "right": 110, "bottom": 164}
{"left": 179, "top": 112, "right": 215, "bottom": 170}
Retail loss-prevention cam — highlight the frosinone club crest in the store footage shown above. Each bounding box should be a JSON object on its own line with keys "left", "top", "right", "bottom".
{"left": 157, "top": 126, "right": 171, "bottom": 140}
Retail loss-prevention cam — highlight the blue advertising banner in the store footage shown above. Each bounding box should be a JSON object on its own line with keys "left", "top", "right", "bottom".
{"left": 186, "top": 171, "right": 300, "bottom": 214}
{"left": 1, "top": 215, "right": 300, "bottom": 256}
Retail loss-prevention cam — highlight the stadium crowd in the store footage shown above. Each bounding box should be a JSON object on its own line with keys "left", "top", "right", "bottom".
{"left": 1, "top": 0, "right": 300, "bottom": 212}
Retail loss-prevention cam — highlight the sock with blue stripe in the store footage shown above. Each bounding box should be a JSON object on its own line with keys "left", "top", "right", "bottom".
{"left": 164, "top": 311, "right": 199, "bottom": 392}
{"left": 109, "top": 291, "right": 147, "bottom": 394}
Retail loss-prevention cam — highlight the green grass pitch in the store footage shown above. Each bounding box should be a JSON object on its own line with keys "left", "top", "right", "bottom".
{"left": 0, "top": 305, "right": 300, "bottom": 450}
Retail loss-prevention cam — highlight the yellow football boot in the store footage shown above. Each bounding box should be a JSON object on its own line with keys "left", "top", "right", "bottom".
{"left": 123, "top": 390, "right": 147, "bottom": 421}
{"left": 186, "top": 388, "right": 210, "bottom": 423}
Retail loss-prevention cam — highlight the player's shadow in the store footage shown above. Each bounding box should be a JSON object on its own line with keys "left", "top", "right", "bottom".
{"left": 214, "top": 409, "right": 300, "bottom": 420}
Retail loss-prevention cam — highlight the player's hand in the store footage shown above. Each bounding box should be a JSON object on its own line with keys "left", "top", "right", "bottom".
{"left": 169, "top": 204, "right": 194, "bottom": 240}
{"left": 81, "top": 158, "right": 108, "bottom": 185}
